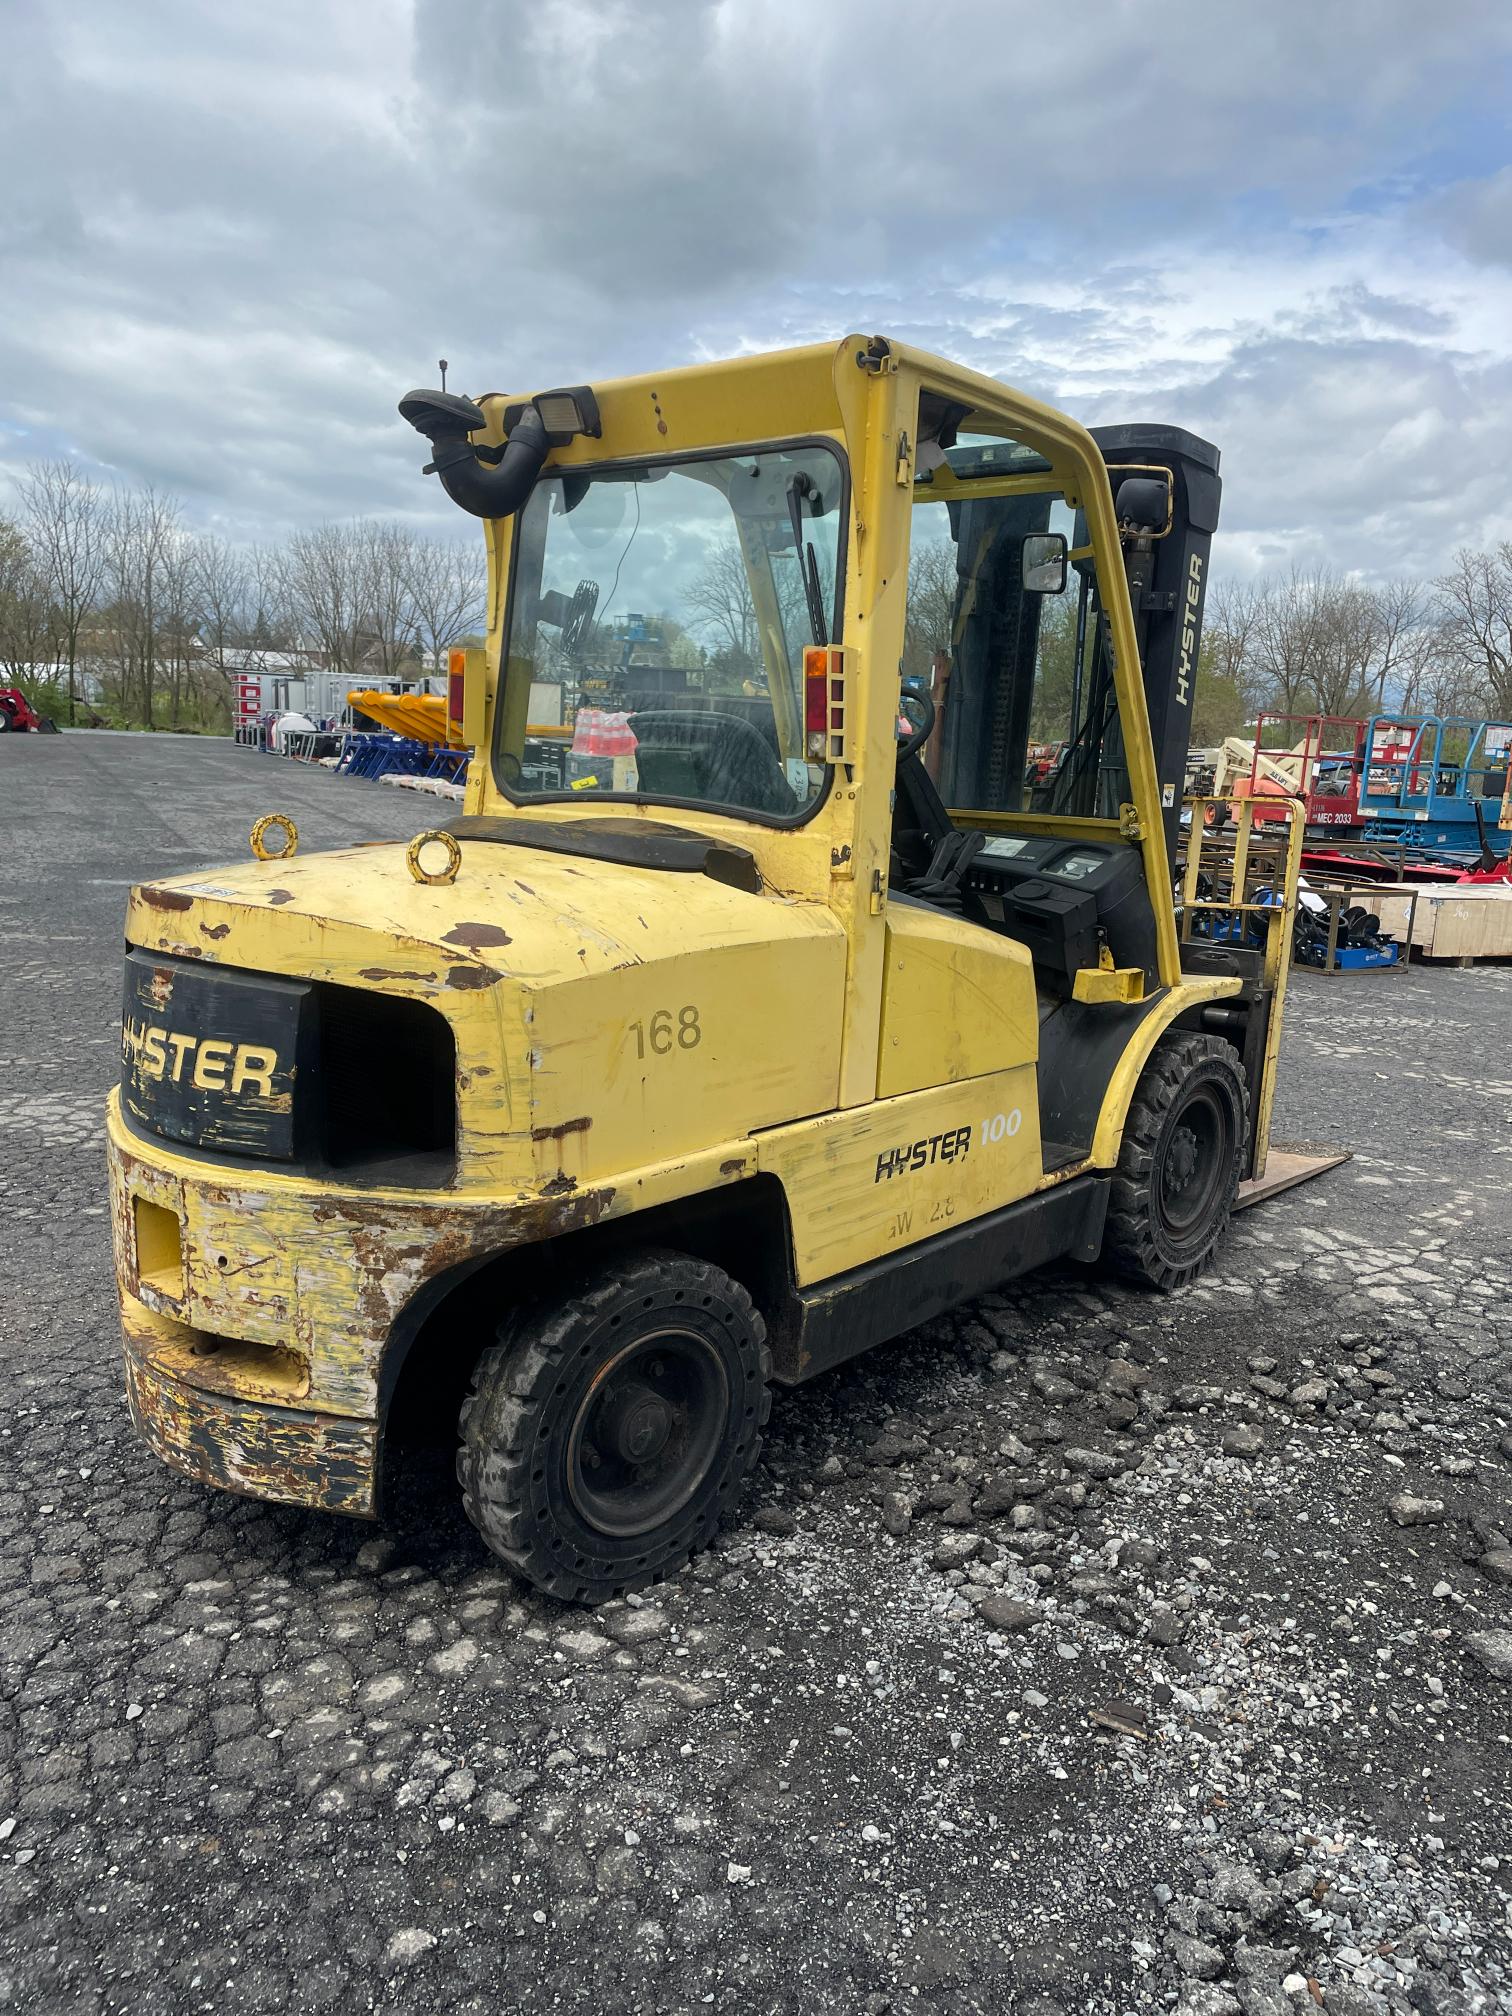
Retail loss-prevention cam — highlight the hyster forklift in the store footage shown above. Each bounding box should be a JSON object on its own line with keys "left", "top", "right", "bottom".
{"left": 108, "top": 336, "right": 1316, "bottom": 1602}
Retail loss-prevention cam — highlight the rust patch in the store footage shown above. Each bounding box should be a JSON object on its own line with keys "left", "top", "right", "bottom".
{"left": 531, "top": 1116, "right": 591, "bottom": 1144}
{"left": 139, "top": 887, "right": 193, "bottom": 912}
{"left": 720, "top": 1157, "right": 748, "bottom": 1176}
{"left": 443, "top": 922, "right": 512, "bottom": 949}
{"left": 338, "top": 1184, "right": 618, "bottom": 1334}
{"left": 199, "top": 922, "right": 231, "bottom": 941}
{"left": 267, "top": 889, "right": 295, "bottom": 905}
{"left": 121, "top": 1346, "right": 376, "bottom": 1516}
{"left": 358, "top": 967, "right": 437, "bottom": 983}
{"left": 446, "top": 964, "right": 503, "bottom": 991}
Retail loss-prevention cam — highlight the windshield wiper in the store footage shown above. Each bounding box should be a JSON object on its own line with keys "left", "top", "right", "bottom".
{"left": 786, "top": 474, "right": 829, "bottom": 648}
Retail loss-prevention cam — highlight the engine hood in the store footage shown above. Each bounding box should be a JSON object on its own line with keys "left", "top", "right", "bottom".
{"left": 126, "top": 832, "right": 821, "bottom": 992}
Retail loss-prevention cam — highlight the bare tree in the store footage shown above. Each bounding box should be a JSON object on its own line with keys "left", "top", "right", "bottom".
{"left": 0, "top": 516, "right": 57, "bottom": 680}
{"left": 19, "top": 460, "right": 106, "bottom": 723}
{"left": 1434, "top": 545, "right": 1512, "bottom": 717}
{"left": 277, "top": 524, "right": 369, "bottom": 685}
{"left": 188, "top": 536, "right": 255, "bottom": 729}
{"left": 1243, "top": 567, "right": 1432, "bottom": 722}
{"left": 357, "top": 522, "right": 420, "bottom": 681}
{"left": 1205, "top": 579, "right": 1262, "bottom": 690}
{"left": 1396, "top": 626, "right": 1482, "bottom": 719}
{"left": 405, "top": 535, "right": 487, "bottom": 669}
{"left": 685, "top": 537, "right": 760, "bottom": 666}
{"left": 193, "top": 537, "right": 253, "bottom": 661}
{"left": 1248, "top": 568, "right": 1333, "bottom": 715}
{"left": 903, "top": 537, "right": 959, "bottom": 681}
{"left": 102, "top": 486, "right": 183, "bottom": 729}
{"left": 157, "top": 524, "right": 199, "bottom": 729}
{"left": 248, "top": 542, "right": 294, "bottom": 648}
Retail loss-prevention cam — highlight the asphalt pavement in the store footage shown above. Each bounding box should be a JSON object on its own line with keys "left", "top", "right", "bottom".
{"left": 1, "top": 731, "right": 1509, "bottom": 2016}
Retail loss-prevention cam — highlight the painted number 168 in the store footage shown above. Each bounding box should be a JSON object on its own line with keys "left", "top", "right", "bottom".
{"left": 630, "top": 1006, "right": 702, "bottom": 1057}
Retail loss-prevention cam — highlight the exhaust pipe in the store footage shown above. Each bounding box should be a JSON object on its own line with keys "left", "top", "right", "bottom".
{"left": 398, "top": 388, "right": 550, "bottom": 520}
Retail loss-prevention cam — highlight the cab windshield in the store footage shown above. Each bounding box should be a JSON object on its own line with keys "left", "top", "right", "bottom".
{"left": 494, "top": 443, "right": 845, "bottom": 822}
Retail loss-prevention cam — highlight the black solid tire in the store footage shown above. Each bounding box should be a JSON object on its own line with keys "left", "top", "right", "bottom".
{"left": 457, "top": 1249, "right": 772, "bottom": 1603}
{"left": 1102, "top": 1032, "right": 1249, "bottom": 1292}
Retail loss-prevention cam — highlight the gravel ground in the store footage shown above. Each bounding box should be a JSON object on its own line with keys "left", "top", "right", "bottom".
{"left": 1, "top": 732, "right": 1509, "bottom": 2016}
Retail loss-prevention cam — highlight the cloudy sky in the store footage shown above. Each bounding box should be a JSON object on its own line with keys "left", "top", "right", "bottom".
{"left": 4, "top": 0, "right": 1512, "bottom": 582}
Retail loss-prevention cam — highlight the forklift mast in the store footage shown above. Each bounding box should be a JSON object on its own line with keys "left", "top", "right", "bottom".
{"left": 1090, "top": 424, "right": 1222, "bottom": 862}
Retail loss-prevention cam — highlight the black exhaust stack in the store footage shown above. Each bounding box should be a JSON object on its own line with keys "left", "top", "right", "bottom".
{"left": 1090, "top": 424, "right": 1222, "bottom": 864}
{"left": 399, "top": 388, "right": 550, "bottom": 520}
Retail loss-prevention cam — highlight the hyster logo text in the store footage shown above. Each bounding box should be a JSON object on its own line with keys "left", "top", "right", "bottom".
{"left": 1175, "top": 552, "right": 1203, "bottom": 709}
{"left": 874, "top": 1125, "right": 971, "bottom": 1183}
{"left": 122, "top": 1018, "right": 278, "bottom": 1096}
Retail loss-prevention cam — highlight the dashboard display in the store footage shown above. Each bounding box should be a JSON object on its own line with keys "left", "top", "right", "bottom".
{"left": 981, "top": 836, "right": 1030, "bottom": 859}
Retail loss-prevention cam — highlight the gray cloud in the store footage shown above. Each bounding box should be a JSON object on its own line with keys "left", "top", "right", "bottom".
{"left": 2, "top": 0, "right": 1510, "bottom": 580}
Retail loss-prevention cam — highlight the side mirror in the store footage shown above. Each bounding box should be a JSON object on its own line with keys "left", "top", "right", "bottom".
{"left": 1022, "top": 532, "right": 1068, "bottom": 595}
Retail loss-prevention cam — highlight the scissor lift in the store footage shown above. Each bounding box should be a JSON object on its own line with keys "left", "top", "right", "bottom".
{"left": 1357, "top": 714, "right": 1512, "bottom": 855}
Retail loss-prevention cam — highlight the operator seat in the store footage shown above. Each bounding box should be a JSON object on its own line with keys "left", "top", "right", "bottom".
{"left": 892, "top": 737, "right": 956, "bottom": 882}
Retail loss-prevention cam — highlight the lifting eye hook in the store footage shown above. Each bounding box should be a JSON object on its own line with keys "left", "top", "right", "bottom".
{"left": 250, "top": 813, "right": 299, "bottom": 862}
{"left": 407, "top": 829, "right": 462, "bottom": 886}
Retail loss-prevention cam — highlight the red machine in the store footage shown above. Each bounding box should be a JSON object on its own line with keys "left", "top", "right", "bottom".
{"left": 0, "top": 687, "right": 57, "bottom": 733}
{"left": 1204, "top": 715, "right": 1366, "bottom": 834}
{"left": 1247, "top": 712, "right": 1365, "bottom": 829}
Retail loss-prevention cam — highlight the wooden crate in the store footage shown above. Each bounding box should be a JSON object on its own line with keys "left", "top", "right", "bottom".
{"left": 1370, "top": 882, "right": 1512, "bottom": 962}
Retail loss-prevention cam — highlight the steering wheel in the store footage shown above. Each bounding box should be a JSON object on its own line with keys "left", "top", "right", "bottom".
{"left": 627, "top": 709, "right": 796, "bottom": 815}
{"left": 896, "top": 676, "right": 937, "bottom": 762}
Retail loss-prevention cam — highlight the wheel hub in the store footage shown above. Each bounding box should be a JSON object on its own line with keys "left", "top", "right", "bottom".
{"left": 600, "top": 1380, "right": 673, "bottom": 1465}
{"left": 565, "top": 1328, "right": 730, "bottom": 1540}
{"left": 1164, "top": 1124, "right": 1200, "bottom": 1198}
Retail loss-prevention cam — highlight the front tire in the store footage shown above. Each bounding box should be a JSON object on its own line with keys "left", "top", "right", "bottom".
{"left": 458, "top": 1250, "right": 772, "bottom": 1603}
{"left": 1102, "top": 1032, "right": 1248, "bottom": 1291}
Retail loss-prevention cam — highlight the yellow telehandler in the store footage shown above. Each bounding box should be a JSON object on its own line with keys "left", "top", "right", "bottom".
{"left": 108, "top": 335, "right": 1325, "bottom": 1601}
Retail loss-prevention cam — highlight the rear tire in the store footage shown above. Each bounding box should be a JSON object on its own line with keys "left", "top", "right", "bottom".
{"left": 1102, "top": 1032, "right": 1248, "bottom": 1291}
{"left": 457, "top": 1249, "right": 772, "bottom": 1603}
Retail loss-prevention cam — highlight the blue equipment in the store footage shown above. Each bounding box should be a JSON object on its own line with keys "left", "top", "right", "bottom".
{"left": 1356, "top": 715, "right": 1512, "bottom": 854}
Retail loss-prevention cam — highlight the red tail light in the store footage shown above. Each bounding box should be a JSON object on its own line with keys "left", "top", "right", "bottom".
{"left": 804, "top": 646, "right": 828, "bottom": 736}
{"left": 447, "top": 647, "right": 466, "bottom": 743}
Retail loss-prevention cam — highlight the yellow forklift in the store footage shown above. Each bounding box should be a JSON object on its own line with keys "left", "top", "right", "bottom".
{"left": 108, "top": 336, "right": 1326, "bottom": 1601}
